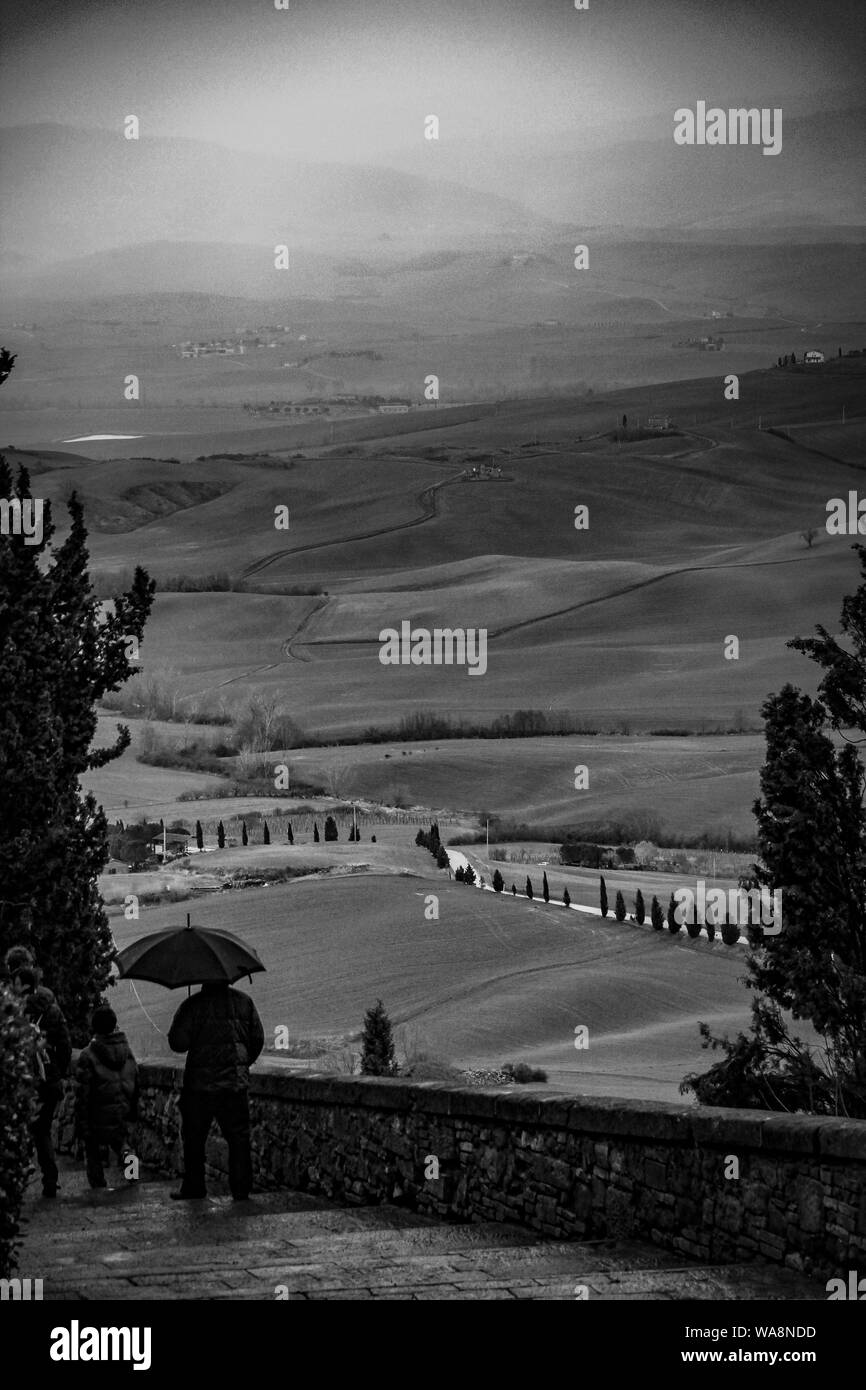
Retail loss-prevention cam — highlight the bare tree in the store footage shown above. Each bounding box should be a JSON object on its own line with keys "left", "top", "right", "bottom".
{"left": 800, "top": 526, "right": 818, "bottom": 549}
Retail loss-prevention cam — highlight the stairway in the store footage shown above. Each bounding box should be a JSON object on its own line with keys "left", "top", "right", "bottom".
{"left": 17, "top": 1160, "right": 824, "bottom": 1301}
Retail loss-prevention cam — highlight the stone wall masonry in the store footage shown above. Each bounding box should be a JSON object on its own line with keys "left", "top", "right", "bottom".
{"left": 56, "top": 1061, "right": 866, "bottom": 1281}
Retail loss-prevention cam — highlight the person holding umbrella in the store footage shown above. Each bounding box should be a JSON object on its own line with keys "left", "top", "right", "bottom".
{"left": 167, "top": 980, "right": 264, "bottom": 1201}
{"left": 115, "top": 916, "right": 266, "bottom": 1202}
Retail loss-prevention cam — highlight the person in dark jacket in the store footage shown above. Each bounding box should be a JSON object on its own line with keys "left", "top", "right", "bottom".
{"left": 74, "top": 1005, "right": 140, "bottom": 1189}
{"left": 167, "top": 981, "right": 264, "bottom": 1201}
{"left": 12, "top": 966, "right": 72, "bottom": 1198}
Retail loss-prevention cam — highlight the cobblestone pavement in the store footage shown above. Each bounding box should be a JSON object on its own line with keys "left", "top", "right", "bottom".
{"left": 16, "top": 1159, "right": 826, "bottom": 1301}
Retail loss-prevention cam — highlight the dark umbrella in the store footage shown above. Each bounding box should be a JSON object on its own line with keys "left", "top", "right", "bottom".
{"left": 114, "top": 913, "right": 266, "bottom": 989}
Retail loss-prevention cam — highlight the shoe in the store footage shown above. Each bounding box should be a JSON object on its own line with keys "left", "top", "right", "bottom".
{"left": 170, "top": 1189, "right": 206, "bottom": 1200}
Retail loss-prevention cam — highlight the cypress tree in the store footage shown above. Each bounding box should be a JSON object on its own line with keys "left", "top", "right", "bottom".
{"left": 195, "top": 820, "right": 204, "bottom": 851}
{"left": 525, "top": 876, "right": 533, "bottom": 900}
{"left": 463, "top": 863, "right": 476, "bottom": 885}
{"left": 600, "top": 875, "right": 608, "bottom": 917}
{"left": 263, "top": 821, "right": 270, "bottom": 845}
{"left": 650, "top": 895, "right": 664, "bottom": 931}
{"left": 511, "top": 883, "right": 517, "bottom": 895}
{"left": 667, "top": 892, "right": 680, "bottom": 934}
{"left": 313, "top": 822, "right": 320, "bottom": 842}
{"left": 542, "top": 871, "right": 550, "bottom": 903}
{"left": 614, "top": 890, "right": 626, "bottom": 922}
{"left": 360, "top": 998, "right": 396, "bottom": 1076}
{"left": 241, "top": 821, "right": 248, "bottom": 846}
{"left": 324, "top": 814, "right": 338, "bottom": 841}
{"left": 492, "top": 868, "right": 504, "bottom": 892}
{"left": 436, "top": 844, "right": 449, "bottom": 869}
{"left": 563, "top": 886, "right": 571, "bottom": 908}
{"left": 217, "top": 820, "right": 225, "bottom": 849}
{"left": 635, "top": 889, "right": 645, "bottom": 924}
{"left": 0, "top": 385, "right": 154, "bottom": 1040}
{"left": 287, "top": 822, "right": 293, "bottom": 844}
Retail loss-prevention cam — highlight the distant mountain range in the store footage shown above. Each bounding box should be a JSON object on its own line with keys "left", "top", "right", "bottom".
{"left": 1, "top": 115, "right": 863, "bottom": 304}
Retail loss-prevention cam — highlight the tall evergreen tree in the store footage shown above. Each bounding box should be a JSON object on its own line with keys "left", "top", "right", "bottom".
{"left": 492, "top": 868, "right": 504, "bottom": 893}
{"left": 313, "top": 821, "right": 320, "bottom": 842}
{"left": 599, "top": 875, "right": 609, "bottom": 918}
{"left": 511, "top": 883, "right": 517, "bottom": 895}
{"left": 563, "top": 886, "right": 571, "bottom": 908}
{"left": 667, "top": 892, "right": 680, "bottom": 933}
{"left": 684, "top": 548, "right": 866, "bottom": 1113}
{"left": 542, "top": 871, "right": 550, "bottom": 903}
{"left": 287, "top": 821, "right": 293, "bottom": 845}
{"left": 0, "top": 383, "right": 154, "bottom": 1040}
{"left": 217, "top": 820, "right": 225, "bottom": 850}
{"left": 324, "top": 814, "right": 338, "bottom": 841}
{"left": 635, "top": 889, "right": 645, "bottom": 924}
{"left": 360, "top": 998, "right": 396, "bottom": 1077}
{"left": 195, "top": 820, "right": 204, "bottom": 851}
{"left": 463, "top": 863, "right": 476, "bottom": 886}
{"left": 525, "top": 876, "right": 533, "bottom": 900}
{"left": 650, "top": 895, "right": 664, "bottom": 931}
{"left": 263, "top": 820, "right": 270, "bottom": 845}
{"left": 614, "top": 890, "right": 626, "bottom": 922}
{"left": 241, "top": 821, "right": 248, "bottom": 846}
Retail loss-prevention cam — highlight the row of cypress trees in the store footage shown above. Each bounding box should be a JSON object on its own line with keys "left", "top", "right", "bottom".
{"left": 598, "top": 875, "right": 742, "bottom": 945}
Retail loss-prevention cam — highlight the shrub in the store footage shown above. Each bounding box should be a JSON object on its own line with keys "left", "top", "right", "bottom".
{"left": 614, "top": 890, "right": 626, "bottom": 921}
{"left": 463, "top": 863, "right": 476, "bottom": 886}
{"left": 503, "top": 1061, "right": 548, "bottom": 1084}
{"left": 455, "top": 865, "right": 465, "bottom": 881}
{"left": 324, "top": 815, "right": 338, "bottom": 842}
{"left": 705, "top": 911, "right": 717, "bottom": 942}
{"left": 492, "top": 868, "right": 504, "bottom": 893}
{"left": 0, "top": 986, "right": 37, "bottom": 1276}
{"left": 686, "top": 913, "right": 702, "bottom": 939}
{"left": 721, "top": 919, "right": 741, "bottom": 946}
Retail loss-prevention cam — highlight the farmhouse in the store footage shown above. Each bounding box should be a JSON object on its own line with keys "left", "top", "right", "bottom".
{"left": 647, "top": 414, "right": 672, "bottom": 431}
{"left": 804, "top": 350, "right": 825, "bottom": 365}
{"left": 147, "top": 831, "right": 190, "bottom": 861}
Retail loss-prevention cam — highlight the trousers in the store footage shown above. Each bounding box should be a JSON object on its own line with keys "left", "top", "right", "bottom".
{"left": 84, "top": 1128, "right": 131, "bottom": 1187}
{"left": 178, "top": 1089, "right": 252, "bottom": 1199}
{"left": 33, "top": 1083, "right": 62, "bottom": 1194}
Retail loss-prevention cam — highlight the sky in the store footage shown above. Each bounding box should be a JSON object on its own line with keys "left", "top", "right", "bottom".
{"left": 1, "top": 0, "right": 862, "bottom": 164}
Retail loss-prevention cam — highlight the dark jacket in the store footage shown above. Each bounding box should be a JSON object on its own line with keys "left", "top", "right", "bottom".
{"left": 74, "top": 1031, "right": 139, "bottom": 1140}
{"left": 168, "top": 985, "right": 264, "bottom": 1092}
{"left": 23, "top": 985, "right": 72, "bottom": 1089}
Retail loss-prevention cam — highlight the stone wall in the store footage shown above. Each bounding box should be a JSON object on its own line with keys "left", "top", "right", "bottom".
{"left": 58, "top": 1062, "right": 866, "bottom": 1280}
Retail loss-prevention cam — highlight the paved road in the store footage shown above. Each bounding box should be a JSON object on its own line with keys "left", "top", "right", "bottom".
{"left": 17, "top": 1159, "right": 824, "bottom": 1301}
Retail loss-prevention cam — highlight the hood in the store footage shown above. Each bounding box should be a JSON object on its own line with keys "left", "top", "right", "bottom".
{"left": 89, "top": 1030, "right": 132, "bottom": 1069}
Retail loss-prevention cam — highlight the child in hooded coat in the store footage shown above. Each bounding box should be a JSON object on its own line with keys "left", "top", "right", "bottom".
{"left": 74, "top": 1005, "right": 140, "bottom": 1188}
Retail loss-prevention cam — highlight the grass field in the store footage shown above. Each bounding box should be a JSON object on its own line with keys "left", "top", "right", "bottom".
{"left": 107, "top": 871, "right": 760, "bottom": 1103}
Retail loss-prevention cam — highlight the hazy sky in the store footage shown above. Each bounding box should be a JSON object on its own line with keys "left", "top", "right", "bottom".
{"left": 1, "top": 0, "right": 862, "bottom": 162}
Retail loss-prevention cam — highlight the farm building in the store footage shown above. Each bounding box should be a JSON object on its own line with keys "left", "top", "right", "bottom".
{"left": 804, "top": 350, "right": 825, "bottom": 365}
{"left": 147, "top": 831, "right": 190, "bottom": 860}
{"left": 647, "top": 414, "right": 672, "bottom": 431}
